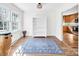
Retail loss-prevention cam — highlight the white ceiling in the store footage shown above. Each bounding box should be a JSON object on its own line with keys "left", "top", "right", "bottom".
{"left": 14, "top": 3, "right": 77, "bottom": 16}
{"left": 14, "top": 3, "right": 63, "bottom": 13}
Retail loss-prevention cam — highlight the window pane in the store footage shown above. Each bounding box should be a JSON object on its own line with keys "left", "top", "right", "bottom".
{"left": 11, "top": 12, "right": 18, "bottom": 30}
{"left": 0, "top": 21, "right": 3, "bottom": 27}
{"left": 0, "top": 8, "right": 2, "bottom": 20}
{"left": 0, "top": 21, "right": 3, "bottom": 30}
{"left": 4, "top": 21, "right": 9, "bottom": 30}
{"left": 0, "top": 28, "right": 3, "bottom": 30}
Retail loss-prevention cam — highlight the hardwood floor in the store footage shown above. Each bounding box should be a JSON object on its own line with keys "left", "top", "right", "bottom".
{"left": 9, "top": 36, "right": 28, "bottom": 56}
{"left": 47, "top": 36, "right": 78, "bottom": 56}
{"left": 63, "top": 33, "right": 78, "bottom": 55}
{"left": 9, "top": 36, "right": 78, "bottom": 56}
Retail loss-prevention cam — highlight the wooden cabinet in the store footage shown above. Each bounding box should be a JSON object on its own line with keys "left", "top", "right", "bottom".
{"left": 63, "top": 13, "right": 78, "bottom": 22}
{"left": 0, "top": 33, "right": 11, "bottom": 56}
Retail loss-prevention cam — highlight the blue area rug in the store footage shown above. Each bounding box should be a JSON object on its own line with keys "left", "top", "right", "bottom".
{"left": 15, "top": 38, "right": 63, "bottom": 55}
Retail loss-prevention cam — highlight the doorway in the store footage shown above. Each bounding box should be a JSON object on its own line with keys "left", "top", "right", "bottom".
{"left": 62, "top": 5, "right": 78, "bottom": 53}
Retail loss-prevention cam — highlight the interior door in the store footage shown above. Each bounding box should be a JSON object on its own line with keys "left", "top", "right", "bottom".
{"left": 33, "top": 15, "right": 47, "bottom": 37}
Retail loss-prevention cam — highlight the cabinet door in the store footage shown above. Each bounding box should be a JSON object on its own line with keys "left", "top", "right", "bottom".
{"left": 3, "top": 35, "right": 11, "bottom": 55}
{"left": 0, "top": 36, "right": 4, "bottom": 55}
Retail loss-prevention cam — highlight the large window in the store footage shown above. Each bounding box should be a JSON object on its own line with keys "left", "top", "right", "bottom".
{"left": 0, "top": 6, "right": 19, "bottom": 33}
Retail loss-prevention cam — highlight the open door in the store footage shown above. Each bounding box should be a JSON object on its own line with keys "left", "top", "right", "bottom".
{"left": 63, "top": 5, "right": 78, "bottom": 48}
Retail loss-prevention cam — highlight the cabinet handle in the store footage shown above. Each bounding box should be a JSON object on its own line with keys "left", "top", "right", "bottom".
{"left": 5, "top": 37, "right": 8, "bottom": 39}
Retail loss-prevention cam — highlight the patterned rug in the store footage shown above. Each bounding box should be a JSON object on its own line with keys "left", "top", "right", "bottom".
{"left": 13, "top": 38, "right": 64, "bottom": 56}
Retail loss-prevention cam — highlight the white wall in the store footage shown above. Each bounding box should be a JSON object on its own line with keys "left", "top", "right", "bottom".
{"left": 23, "top": 4, "right": 60, "bottom": 37}
{"left": 23, "top": 4, "right": 48, "bottom": 36}
{"left": 23, "top": 3, "right": 77, "bottom": 41}
{"left": 23, "top": 11, "right": 35, "bottom": 36}
{"left": 47, "top": 10, "right": 58, "bottom": 36}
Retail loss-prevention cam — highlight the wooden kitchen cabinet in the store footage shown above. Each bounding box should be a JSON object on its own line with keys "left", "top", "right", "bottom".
{"left": 63, "top": 13, "right": 78, "bottom": 22}
{"left": 0, "top": 33, "right": 11, "bottom": 56}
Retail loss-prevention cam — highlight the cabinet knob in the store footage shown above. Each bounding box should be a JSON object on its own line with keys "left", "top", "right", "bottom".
{"left": 5, "top": 37, "right": 8, "bottom": 39}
